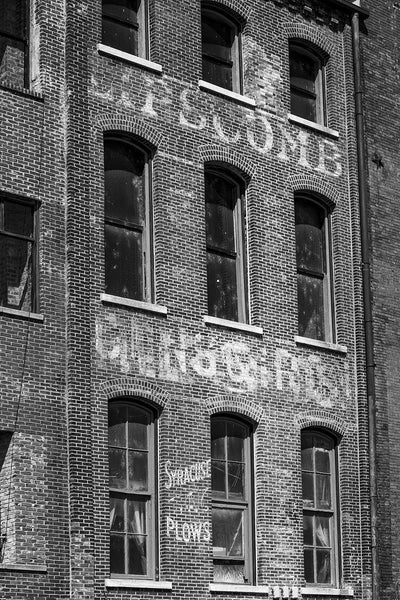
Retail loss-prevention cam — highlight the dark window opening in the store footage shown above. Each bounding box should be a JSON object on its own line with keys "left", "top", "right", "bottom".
{"left": 102, "top": 0, "right": 146, "bottom": 57}
{"left": 202, "top": 7, "right": 241, "bottom": 92}
{"left": 104, "top": 138, "right": 152, "bottom": 302}
{"left": 0, "top": 195, "right": 38, "bottom": 312}
{"left": 295, "top": 196, "right": 333, "bottom": 342}
{"left": 205, "top": 169, "right": 247, "bottom": 323}
{"left": 0, "top": 0, "right": 29, "bottom": 88}
{"left": 290, "top": 43, "right": 325, "bottom": 125}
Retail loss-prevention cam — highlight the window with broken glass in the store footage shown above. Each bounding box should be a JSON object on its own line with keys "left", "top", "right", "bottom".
{"left": 104, "top": 137, "right": 153, "bottom": 302}
{"left": 0, "top": 194, "right": 38, "bottom": 312}
{"left": 0, "top": 0, "right": 29, "bottom": 89}
{"left": 205, "top": 169, "right": 247, "bottom": 323}
{"left": 211, "top": 416, "right": 253, "bottom": 584}
{"left": 102, "top": 0, "right": 147, "bottom": 57}
{"left": 109, "top": 400, "right": 157, "bottom": 578}
{"left": 302, "top": 430, "right": 339, "bottom": 586}
{"left": 295, "top": 195, "right": 334, "bottom": 342}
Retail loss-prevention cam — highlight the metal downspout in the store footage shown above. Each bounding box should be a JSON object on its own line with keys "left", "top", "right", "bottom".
{"left": 351, "top": 11, "right": 379, "bottom": 600}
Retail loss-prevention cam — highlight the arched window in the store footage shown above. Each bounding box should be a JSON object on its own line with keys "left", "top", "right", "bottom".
{"left": 108, "top": 400, "right": 157, "bottom": 578}
{"left": 205, "top": 168, "right": 247, "bottom": 323}
{"left": 295, "top": 195, "right": 334, "bottom": 342}
{"left": 289, "top": 42, "right": 326, "bottom": 125}
{"left": 102, "top": 0, "right": 147, "bottom": 57}
{"left": 211, "top": 416, "right": 253, "bottom": 584}
{"left": 301, "top": 429, "right": 339, "bottom": 586}
{"left": 201, "top": 6, "right": 241, "bottom": 93}
{"left": 104, "top": 137, "right": 153, "bottom": 302}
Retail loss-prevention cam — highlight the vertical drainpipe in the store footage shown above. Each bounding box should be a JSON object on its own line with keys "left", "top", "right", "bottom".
{"left": 351, "top": 9, "right": 379, "bottom": 600}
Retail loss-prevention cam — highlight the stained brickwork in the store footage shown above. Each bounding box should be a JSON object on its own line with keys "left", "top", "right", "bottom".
{"left": 0, "top": 1, "right": 372, "bottom": 599}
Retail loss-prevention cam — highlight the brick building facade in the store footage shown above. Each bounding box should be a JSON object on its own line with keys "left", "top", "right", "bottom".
{"left": 0, "top": 1, "right": 375, "bottom": 600}
{"left": 363, "top": 2, "right": 400, "bottom": 599}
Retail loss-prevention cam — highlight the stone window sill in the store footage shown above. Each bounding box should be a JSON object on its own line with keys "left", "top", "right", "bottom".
{"left": 100, "top": 293, "right": 167, "bottom": 316}
{"left": 301, "top": 588, "right": 354, "bottom": 597}
{"left": 198, "top": 80, "right": 256, "bottom": 108}
{"left": 295, "top": 336, "right": 347, "bottom": 354}
{"left": 0, "top": 563, "right": 47, "bottom": 573}
{"left": 97, "top": 44, "right": 162, "bottom": 74}
{"left": 288, "top": 113, "right": 339, "bottom": 139}
{"left": 210, "top": 583, "right": 270, "bottom": 594}
{"left": 0, "top": 306, "right": 44, "bottom": 322}
{"left": 203, "top": 315, "right": 263, "bottom": 336}
{"left": 105, "top": 578, "right": 172, "bottom": 590}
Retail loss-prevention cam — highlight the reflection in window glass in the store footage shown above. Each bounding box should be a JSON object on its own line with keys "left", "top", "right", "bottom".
{"left": 0, "top": 0, "right": 28, "bottom": 88}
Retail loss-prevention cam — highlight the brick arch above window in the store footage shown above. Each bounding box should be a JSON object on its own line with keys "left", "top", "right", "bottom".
{"left": 287, "top": 174, "right": 339, "bottom": 209}
{"left": 284, "top": 23, "right": 335, "bottom": 58}
{"left": 205, "top": 394, "right": 264, "bottom": 425}
{"left": 97, "top": 114, "right": 163, "bottom": 150}
{"left": 199, "top": 144, "right": 257, "bottom": 182}
{"left": 98, "top": 377, "right": 171, "bottom": 411}
{"left": 202, "top": 0, "right": 252, "bottom": 25}
{"left": 295, "top": 411, "right": 348, "bottom": 438}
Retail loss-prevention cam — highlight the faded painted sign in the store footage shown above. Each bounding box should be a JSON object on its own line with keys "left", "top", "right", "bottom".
{"left": 96, "top": 317, "right": 351, "bottom": 406}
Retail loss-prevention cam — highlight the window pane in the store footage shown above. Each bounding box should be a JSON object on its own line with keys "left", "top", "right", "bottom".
{"left": 303, "top": 514, "right": 313, "bottom": 545}
{"left": 0, "top": 236, "right": 32, "bottom": 310}
{"left": 206, "top": 174, "right": 236, "bottom": 253}
{"left": 109, "top": 448, "right": 126, "bottom": 489}
{"left": 202, "top": 57, "right": 233, "bottom": 91}
{"left": 110, "top": 534, "right": 125, "bottom": 573}
{"left": 0, "top": 0, "right": 25, "bottom": 38}
{"left": 127, "top": 499, "right": 146, "bottom": 533}
{"left": 105, "top": 223, "right": 143, "bottom": 300}
{"left": 3, "top": 201, "right": 34, "bottom": 237}
{"left": 214, "top": 562, "right": 245, "bottom": 584}
{"left": 227, "top": 461, "right": 244, "bottom": 499}
{"left": 304, "top": 547, "right": 314, "bottom": 583}
{"left": 127, "top": 405, "right": 149, "bottom": 450}
{"left": 202, "top": 13, "right": 234, "bottom": 62}
{"left": 128, "top": 535, "right": 147, "bottom": 575}
{"left": 302, "top": 472, "right": 314, "bottom": 508}
{"left": 290, "top": 50, "right": 318, "bottom": 94}
{"left": 316, "top": 474, "right": 331, "bottom": 509}
{"left": 212, "top": 459, "right": 226, "bottom": 498}
{"left": 102, "top": 19, "right": 138, "bottom": 55}
{"left": 103, "top": 0, "right": 139, "bottom": 25}
{"left": 207, "top": 252, "right": 238, "bottom": 321}
{"left": 315, "top": 447, "right": 330, "bottom": 473}
{"left": 211, "top": 420, "right": 225, "bottom": 460}
{"left": 291, "top": 90, "right": 317, "bottom": 123}
{"left": 105, "top": 141, "right": 146, "bottom": 225}
{"left": 297, "top": 272, "right": 324, "bottom": 340}
{"left": 227, "top": 421, "right": 245, "bottom": 461}
{"left": 108, "top": 404, "right": 126, "bottom": 447}
{"left": 0, "top": 37, "right": 26, "bottom": 88}
{"left": 110, "top": 496, "right": 125, "bottom": 531}
{"left": 316, "top": 549, "right": 331, "bottom": 583}
{"left": 315, "top": 516, "right": 330, "bottom": 547}
{"left": 295, "top": 202, "right": 325, "bottom": 273}
{"left": 128, "top": 450, "right": 148, "bottom": 491}
{"left": 213, "top": 508, "right": 243, "bottom": 557}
